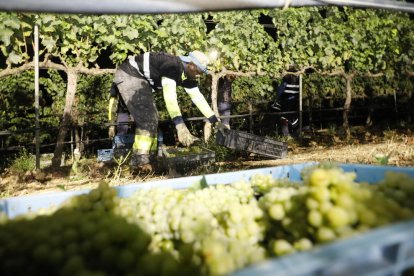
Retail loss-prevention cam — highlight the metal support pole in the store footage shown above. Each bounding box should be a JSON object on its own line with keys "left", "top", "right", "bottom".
{"left": 34, "top": 19, "right": 40, "bottom": 170}
{"left": 1, "top": 0, "right": 413, "bottom": 14}
{"left": 248, "top": 102, "right": 253, "bottom": 133}
{"left": 71, "top": 126, "right": 74, "bottom": 162}
{"left": 394, "top": 90, "right": 398, "bottom": 121}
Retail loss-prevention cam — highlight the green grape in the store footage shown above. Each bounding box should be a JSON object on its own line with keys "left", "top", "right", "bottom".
{"left": 319, "top": 201, "right": 333, "bottom": 214}
{"left": 268, "top": 203, "right": 285, "bottom": 220}
{"left": 61, "top": 255, "right": 85, "bottom": 276}
{"left": 316, "top": 226, "right": 336, "bottom": 242}
{"left": 55, "top": 181, "right": 119, "bottom": 214}
{"left": 80, "top": 221, "right": 95, "bottom": 237}
{"left": 32, "top": 244, "right": 49, "bottom": 262}
{"left": 272, "top": 239, "right": 295, "bottom": 256}
{"left": 117, "top": 249, "right": 135, "bottom": 270}
{"left": 78, "top": 195, "right": 93, "bottom": 210}
{"left": 208, "top": 254, "right": 236, "bottom": 276}
{"left": 62, "top": 228, "right": 78, "bottom": 242}
{"left": 306, "top": 197, "right": 319, "bottom": 210}
{"left": 335, "top": 226, "right": 355, "bottom": 238}
{"left": 160, "top": 254, "right": 181, "bottom": 276}
{"left": 329, "top": 188, "right": 339, "bottom": 201}
{"left": 335, "top": 194, "right": 354, "bottom": 208}
{"left": 92, "top": 231, "right": 109, "bottom": 249}
{"left": 89, "top": 189, "right": 101, "bottom": 202}
{"left": 99, "top": 247, "right": 117, "bottom": 266}
{"left": 293, "top": 238, "right": 313, "bottom": 251}
{"left": 310, "top": 187, "right": 331, "bottom": 202}
{"left": 308, "top": 168, "right": 331, "bottom": 187}
{"left": 308, "top": 210, "right": 323, "bottom": 227}
{"left": 326, "top": 206, "right": 349, "bottom": 228}
{"left": 65, "top": 243, "right": 80, "bottom": 256}
{"left": 334, "top": 181, "right": 354, "bottom": 196}
{"left": 49, "top": 248, "right": 64, "bottom": 265}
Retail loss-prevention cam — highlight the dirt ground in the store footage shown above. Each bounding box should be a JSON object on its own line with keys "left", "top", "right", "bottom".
{"left": 1, "top": 126, "right": 413, "bottom": 198}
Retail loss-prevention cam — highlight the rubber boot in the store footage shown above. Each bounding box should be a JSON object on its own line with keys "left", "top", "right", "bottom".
{"left": 130, "top": 154, "right": 153, "bottom": 174}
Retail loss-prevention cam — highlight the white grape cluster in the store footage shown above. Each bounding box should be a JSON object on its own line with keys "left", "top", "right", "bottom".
{"left": 63, "top": 181, "right": 119, "bottom": 213}
{"left": 258, "top": 185, "right": 312, "bottom": 255}
{"left": 116, "top": 180, "right": 266, "bottom": 275}
{"left": 259, "top": 167, "right": 414, "bottom": 257}
{"left": 376, "top": 171, "right": 414, "bottom": 210}
{"left": 194, "top": 232, "right": 266, "bottom": 276}
{"left": 11, "top": 181, "right": 119, "bottom": 219}
{"left": 250, "top": 173, "right": 300, "bottom": 194}
{"left": 177, "top": 182, "right": 266, "bottom": 275}
{"left": 117, "top": 188, "right": 182, "bottom": 248}
{"left": 0, "top": 204, "right": 184, "bottom": 276}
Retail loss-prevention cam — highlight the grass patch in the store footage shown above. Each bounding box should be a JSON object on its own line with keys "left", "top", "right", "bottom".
{"left": 9, "top": 148, "right": 35, "bottom": 173}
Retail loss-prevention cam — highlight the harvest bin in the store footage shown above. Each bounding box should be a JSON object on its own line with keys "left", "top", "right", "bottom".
{"left": 98, "top": 146, "right": 215, "bottom": 172}
{"left": 97, "top": 134, "right": 135, "bottom": 162}
{"left": 1, "top": 163, "right": 414, "bottom": 276}
{"left": 216, "top": 129, "right": 288, "bottom": 159}
{"left": 161, "top": 146, "right": 215, "bottom": 172}
{"left": 98, "top": 135, "right": 215, "bottom": 171}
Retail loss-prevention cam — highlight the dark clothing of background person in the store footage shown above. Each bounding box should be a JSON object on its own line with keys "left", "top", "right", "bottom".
{"left": 272, "top": 74, "right": 300, "bottom": 136}
{"left": 217, "top": 76, "right": 234, "bottom": 128}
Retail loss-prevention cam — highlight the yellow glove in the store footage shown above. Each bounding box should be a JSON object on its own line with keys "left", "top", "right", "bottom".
{"left": 176, "top": 123, "right": 199, "bottom": 147}
{"left": 215, "top": 121, "right": 230, "bottom": 134}
{"left": 108, "top": 126, "right": 115, "bottom": 139}
{"left": 108, "top": 96, "right": 118, "bottom": 139}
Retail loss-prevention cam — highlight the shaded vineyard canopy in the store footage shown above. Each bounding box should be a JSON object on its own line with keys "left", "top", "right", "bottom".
{"left": 0, "top": 0, "right": 413, "bottom": 167}
{"left": 0, "top": 0, "right": 414, "bottom": 14}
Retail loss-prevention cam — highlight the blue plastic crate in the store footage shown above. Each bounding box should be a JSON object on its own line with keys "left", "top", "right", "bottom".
{"left": 1, "top": 163, "right": 414, "bottom": 219}
{"left": 97, "top": 148, "right": 131, "bottom": 163}
{"left": 97, "top": 148, "right": 113, "bottom": 162}
{"left": 0, "top": 163, "right": 413, "bottom": 276}
{"left": 113, "top": 134, "right": 134, "bottom": 149}
{"left": 232, "top": 219, "right": 414, "bottom": 276}
{"left": 0, "top": 163, "right": 312, "bottom": 218}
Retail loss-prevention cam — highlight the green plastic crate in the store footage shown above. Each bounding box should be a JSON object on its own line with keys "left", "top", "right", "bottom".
{"left": 216, "top": 129, "right": 288, "bottom": 159}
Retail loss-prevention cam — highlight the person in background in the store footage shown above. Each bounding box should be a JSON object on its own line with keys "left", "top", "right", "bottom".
{"left": 218, "top": 75, "right": 235, "bottom": 129}
{"left": 109, "top": 51, "right": 226, "bottom": 173}
{"left": 271, "top": 67, "right": 300, "bottom": 137}
{"left": 108, "top": 83, "right": 130, "bottom": 137}
{"left": 108, "top": 83, "right": 133, "bottom": 150}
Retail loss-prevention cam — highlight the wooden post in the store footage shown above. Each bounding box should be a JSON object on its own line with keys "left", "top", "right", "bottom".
{"left": 34, "top": 18, "right": 40, "bottom": 170}
{"left": 52, "top": 69, "right": 78, "bottom": 167}
{"left": 343, "top": 75, "right": 353, "bottom": 140}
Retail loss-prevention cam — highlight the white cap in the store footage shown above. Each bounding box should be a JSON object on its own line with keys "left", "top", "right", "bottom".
{"left": 179, "top": 50, "right": 210, "bottom": 74}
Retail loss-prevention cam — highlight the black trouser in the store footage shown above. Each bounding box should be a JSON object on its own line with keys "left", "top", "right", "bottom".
{"left": 113, "top": 68, "right": 158, "bottom": 164}
{"left": 281, "top": 92, "right": 299, "bottom": 127}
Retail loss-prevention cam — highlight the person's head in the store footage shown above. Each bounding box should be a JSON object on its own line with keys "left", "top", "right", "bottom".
{"left": 286, "top": 64, "right": 298, "bottom": 72}
{"left": 180, "top": 50, "right": 210, "bottom": 79}
{"left": 226, "top": 75, "right": 236, "bottom": 82}
{"left": 185, "top": 62, "right": 203, "bottom": 79}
